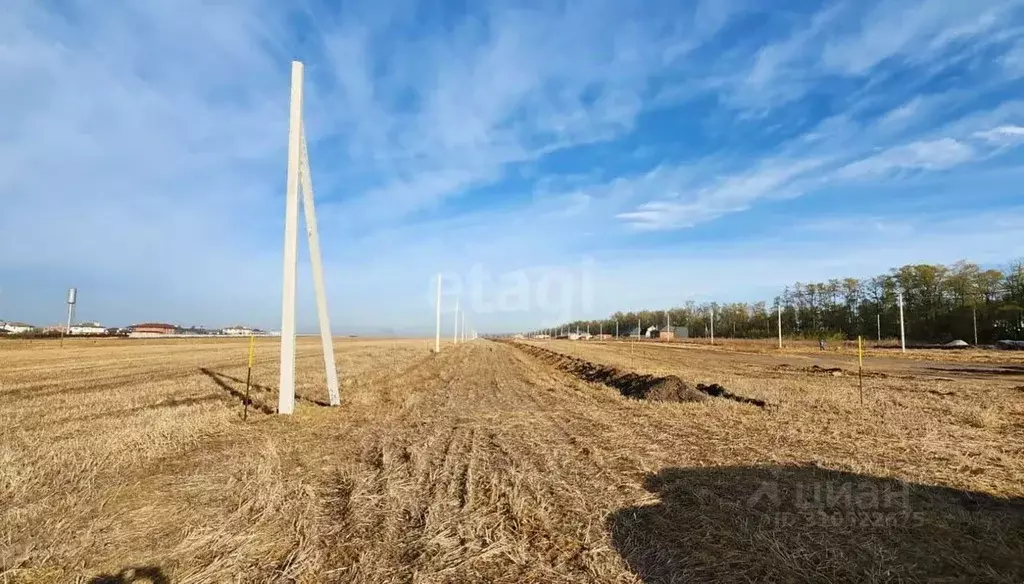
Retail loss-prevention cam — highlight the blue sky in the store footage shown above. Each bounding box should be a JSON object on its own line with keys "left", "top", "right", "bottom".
{"left": 3, "top": 0, "right": 1024, "bottom": 334}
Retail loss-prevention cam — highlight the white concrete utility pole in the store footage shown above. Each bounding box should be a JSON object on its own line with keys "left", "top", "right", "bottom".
{"left": 973, "top": 305, "right": 979, "bottom": 346}
{"left": 299, "top": 131, "right": 340, "bottom": 407}
{"left": 898, "top": 291, "right": 907, "bottom": 353}
{"left": 462, "top": 312, "right": 466, "bottom": 343}
{"left": 278, "top": 62, "right": 304, "bottom": 415}
{"left": 453, "top": 297, "right": 460, "bottom": 345}
{"left": 279, "top": 61, "right": 340, "bottom": 414}
{"left": 777, "top": 303, "right": 783, "bottom": 349}
{"left": 435, "top": 274, "right": 442, "bottom": 353}
{"left": 710, "top": 306, "right": 715, "bottom": 345}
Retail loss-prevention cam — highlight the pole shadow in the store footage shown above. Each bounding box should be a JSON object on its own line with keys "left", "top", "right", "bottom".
{"left": 198, "top": 367, "right": 274, "bottom": 415}
{"left": 199, "top": 368, "right": 333, "bottom": 412}
{"left": 88, "top": 565, "right": 169, "bottom": 583}
{"left": 607, "top": 464, "right": 1024, "bottom": 583}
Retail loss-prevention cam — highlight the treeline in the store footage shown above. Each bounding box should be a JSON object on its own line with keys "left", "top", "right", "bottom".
{"left": 546, "top": 260, "right": 1024, "bottom": 343}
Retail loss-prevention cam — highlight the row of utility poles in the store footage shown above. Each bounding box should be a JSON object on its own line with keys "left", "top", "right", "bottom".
{"left": 434, "top": 274, "right": 475, "bottom": 353}
{"left": 519, "top": 291, "right": 910, "bottom": 353}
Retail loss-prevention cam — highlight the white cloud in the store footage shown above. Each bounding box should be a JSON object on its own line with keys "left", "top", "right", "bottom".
{"left": 820, "top": 0, "right": 1014, "bottom": 75}
{"left": 837, "top": 138, "right": 975, "bottom": 179}
{"left": 616, "top": 158, "right": 825, "bottom": 230}
{"left": 876, "top": 97, "right": 923, "bottom": 127}
{"left": 313, "top": 1, "right": 742, "bottom": 224}
{"left": 4, "top": 0, "right": 1024, "bottom": 331}
{"left": 973, "top": 125, "right": 1024, "bottom": 146}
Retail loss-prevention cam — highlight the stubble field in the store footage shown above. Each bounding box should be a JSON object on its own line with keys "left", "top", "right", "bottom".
{"left": 2, "top": 336, "right": 1023, "bottom": 583}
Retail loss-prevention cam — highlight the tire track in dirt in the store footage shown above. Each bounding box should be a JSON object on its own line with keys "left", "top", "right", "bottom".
{"left": 315, "top": 342, "right": 646, "bottom": 581}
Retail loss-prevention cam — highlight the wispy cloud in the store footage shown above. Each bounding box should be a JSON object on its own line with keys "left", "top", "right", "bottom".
{"left": 616, "top": 158, "right": 826, "bottom": 230}
{"left": 2, "top": 0, "right": 1024, "bottom": 331}
{"left": 837, "top": 138, "right": 976, "bottom": 178}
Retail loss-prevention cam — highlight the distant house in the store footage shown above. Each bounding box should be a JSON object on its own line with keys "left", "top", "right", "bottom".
{"left": 1, "top": 322, "right": 35, "bottom": 334}
{"left": 69, "top": 322, "right": 107, "bottom": 335}
{"left": 627, "top": 326, "right": 660, "bottom": 339}
{"left": 221, "top": 326, "right": 255, "bottom": 336}
{"left": 129, "top": 323, "right": 177, "bottom": 337}
{"left": 659, "top": 330, "right": 675, "bottom": 341}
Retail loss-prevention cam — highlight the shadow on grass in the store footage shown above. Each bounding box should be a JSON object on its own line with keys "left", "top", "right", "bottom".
{"left": 88, "top": 565, "right": 169, "bottom": 583}
{"left": 608, "top": 464, "right": 1024, "bottom": 583}
{"left": 199, "top": 368, "right": 333, "bottom": 414}
{"left": 199, "top": 367, "right": 274, "bottom": 415}
{"left": 924, "top": 365, "right": 1024, "bottom": 378}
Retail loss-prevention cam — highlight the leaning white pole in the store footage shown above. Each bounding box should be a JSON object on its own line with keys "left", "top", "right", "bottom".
{"left": 278, "top": 61, "right": 304, "bottom": 415}
{"left": 435, "top": 274, "right": 442, "bottom": 353}
{"left": 299, "top": 129, "right": 340, "bottom": 406}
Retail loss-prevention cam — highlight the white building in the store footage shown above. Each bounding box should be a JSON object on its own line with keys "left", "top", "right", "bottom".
{"left": 1, "top": 322, "right": 35, "bottom": 334}
{"left": 222, "top": 326, "right": 256, "bottom": 336}
{"left": 69, "top": 322, "right": 108, "bottom": 335}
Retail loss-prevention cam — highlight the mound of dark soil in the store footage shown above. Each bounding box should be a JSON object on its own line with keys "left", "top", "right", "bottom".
{"left": 644, "top": 376, "right": 709, "bottom": 403}
{"left": 506, "top": 341, "right": 764, "bottom": 407}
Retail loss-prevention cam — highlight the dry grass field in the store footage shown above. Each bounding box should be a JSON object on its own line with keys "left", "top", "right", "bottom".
{"left": 2, "top": 336, "right": 1023, "bottom": 583}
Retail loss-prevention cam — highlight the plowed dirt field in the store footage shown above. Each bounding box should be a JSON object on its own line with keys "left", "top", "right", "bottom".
{"left": 2, "top": 337, "right": 1022, "bottom": 583}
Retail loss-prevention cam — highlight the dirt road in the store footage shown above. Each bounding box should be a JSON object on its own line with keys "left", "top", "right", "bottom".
{"left": 2, "top": 338, "right": 1023, "bottom": 583}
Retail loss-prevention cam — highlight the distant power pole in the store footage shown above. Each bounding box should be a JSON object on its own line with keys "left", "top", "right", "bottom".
{"left": 710, "top": 306, "right": 715, "bottom": 345}
{"left": 877, "top": 313, "right": 881, "bottom": 343}
{"left": 435, "top": 274, "right": 442, "bottom": 353}
{"left": 461, "top": 312, "right": 466, "bottom": 343}
{"left": 453, "top": 297, "right": 460, "bottom": 345}
{"left": 616, "top": 320, "right": 619, "bottom": 338}
{"left": 898, "top": 291, "right": 906, "bottom": 353}
{"left": 777, "top": 304, "right": 782, "bottom": 349}
{"left": 973, "top": 305, "right": 979, "bottom": 346}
